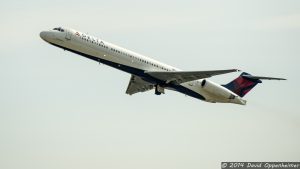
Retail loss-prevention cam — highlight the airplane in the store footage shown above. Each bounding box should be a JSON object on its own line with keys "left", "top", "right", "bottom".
{"left": 40, "top": 27, "right": 286, "bottom": 105}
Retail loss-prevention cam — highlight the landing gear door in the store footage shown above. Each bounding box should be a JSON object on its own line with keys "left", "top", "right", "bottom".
{"left": 65, "top": 30, "right": 71, "bottom": 40}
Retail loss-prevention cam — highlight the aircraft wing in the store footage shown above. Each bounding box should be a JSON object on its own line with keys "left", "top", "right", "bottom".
{"left": 145, "top": 69, "right": 239, "bottom": 84}
{"left": 126, "top": 75, "right": 154, "bottom": 95}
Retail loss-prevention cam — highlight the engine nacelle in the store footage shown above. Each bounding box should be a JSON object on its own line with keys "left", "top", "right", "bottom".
{"left": 201, "top": 79, "right": 235, "bottom": 100}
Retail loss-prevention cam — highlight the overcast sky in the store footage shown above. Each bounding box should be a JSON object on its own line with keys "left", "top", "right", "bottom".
{"left": 0, "top": 0, "right": 299, "bottom": 169}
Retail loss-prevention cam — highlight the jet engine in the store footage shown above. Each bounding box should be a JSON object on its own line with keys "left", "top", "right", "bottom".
{"left": 201, "top": 79, "right": 235, "bottom": 99}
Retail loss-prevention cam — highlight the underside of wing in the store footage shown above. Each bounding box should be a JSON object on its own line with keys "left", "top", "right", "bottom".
{"left": 126, "top": 75, "right": 154, "bottom": 95}
{"left": 145, "top": 69, "right": 239, "bottom": 84}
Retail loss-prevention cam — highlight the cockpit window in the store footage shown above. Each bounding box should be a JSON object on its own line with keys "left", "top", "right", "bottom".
{"left": 53, "top": 27, "right": 64, "bottom": 32}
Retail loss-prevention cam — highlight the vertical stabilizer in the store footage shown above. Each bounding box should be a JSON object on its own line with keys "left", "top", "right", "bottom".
{"left": 222, "top": 72, "right": 262, "bottom": 97}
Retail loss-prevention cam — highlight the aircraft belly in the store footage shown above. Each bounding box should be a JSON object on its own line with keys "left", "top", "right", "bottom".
{"left": 55, "top": 37, "right": 218, "bottom": 102}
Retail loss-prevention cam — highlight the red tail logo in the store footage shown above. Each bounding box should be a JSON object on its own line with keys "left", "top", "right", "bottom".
{"left": 222, "top": 72, "right": 262, "bottom": 97}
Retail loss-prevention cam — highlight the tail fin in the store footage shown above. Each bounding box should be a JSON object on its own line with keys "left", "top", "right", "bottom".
{"left": 222, "top": 72, "right": 262, "bottom": 97}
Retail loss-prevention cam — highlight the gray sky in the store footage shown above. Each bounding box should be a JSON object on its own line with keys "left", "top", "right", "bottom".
{"left": 0, "top": 0, "right": 299, "bottom": 169}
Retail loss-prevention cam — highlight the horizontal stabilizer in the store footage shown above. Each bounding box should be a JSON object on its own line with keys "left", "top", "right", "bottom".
{"left": 223, "top": 72, "right": 286, "bottom": 97}
{"left": 242, "top": 75, "right": 287, "bottom": 80}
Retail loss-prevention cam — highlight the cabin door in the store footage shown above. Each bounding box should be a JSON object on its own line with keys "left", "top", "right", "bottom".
{"left": 65, "top": 30, "right": 71, "bottom": 40}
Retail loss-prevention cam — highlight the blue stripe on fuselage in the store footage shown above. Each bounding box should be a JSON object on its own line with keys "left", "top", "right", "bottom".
{"left": 48, "top": 42, "right": 205, "bottom": 101}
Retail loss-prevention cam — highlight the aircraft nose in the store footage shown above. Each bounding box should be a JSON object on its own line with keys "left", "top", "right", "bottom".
{"left": 40, "top": 31, "right": 49, "bottom": 41}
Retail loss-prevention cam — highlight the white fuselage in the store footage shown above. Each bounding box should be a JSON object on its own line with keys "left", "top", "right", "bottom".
{"left": 40, "top": 27, "right": 246, "bottom": 105}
